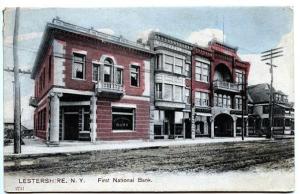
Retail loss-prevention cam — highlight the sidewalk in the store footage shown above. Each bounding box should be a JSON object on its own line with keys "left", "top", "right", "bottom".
{"left": 4, "top": 137, "right": 266, "bottom": 158}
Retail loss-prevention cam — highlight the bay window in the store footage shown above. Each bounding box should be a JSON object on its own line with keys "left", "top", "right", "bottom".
{"left": 174, "top": 86, "right": 183, "bottom": 102}
{"left": 164, "top": 55, "right": 173, "bottom": 72}
{"left": 174, "top": 58, "right": 183, "bottom": 74}
{"left": 156, "top": 83, "right": 162, "bottom": 99}
{"left": 164, "top": 84, "right": 173, "bottom": 101}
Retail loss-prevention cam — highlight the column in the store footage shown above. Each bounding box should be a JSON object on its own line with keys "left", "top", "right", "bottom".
{"left": 90, "top": 95, "right": 97, "bottom": 143}
{"left": 245, "top": 118, "right": 249, "bottom": 137}
{"left": 149, "top": 105, "right": 155, "bottom": 141}
{"left": 191, "top": 107, "right": 196, "bottom": 139}
{"left": 210, "top": 117, "right": 214, "bottom": 138}
{"left": 233, "top": 117, "right": 237, "bottom": 137}
{"left": 49, "top": 92, "right": 62, "bottom": 145}
{"left": 204, "top": 118, "right": 208, "bottom": 135}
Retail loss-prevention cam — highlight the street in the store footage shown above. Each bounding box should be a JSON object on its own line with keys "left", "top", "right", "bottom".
{"left": 5, "top": 139, "right": 294, "bottom": 175}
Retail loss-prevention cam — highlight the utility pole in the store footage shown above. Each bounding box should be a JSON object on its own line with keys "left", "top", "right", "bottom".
{"left": 241, "top": 78, "right": 247, "bottom": 141}
{"left": 261, "top": 47, "right": 283, "bottom": 139}
{"left": 13, "top": 7, "right": 21, "bottom": 154}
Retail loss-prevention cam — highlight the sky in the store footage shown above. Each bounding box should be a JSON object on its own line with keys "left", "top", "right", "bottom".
{"left": 3, "top": 7, "right": 294, "bottom": 128}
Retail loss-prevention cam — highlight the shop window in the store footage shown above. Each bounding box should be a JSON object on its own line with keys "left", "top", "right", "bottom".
{"left": 112, "top": 107, "right": 135, "bottom": 131}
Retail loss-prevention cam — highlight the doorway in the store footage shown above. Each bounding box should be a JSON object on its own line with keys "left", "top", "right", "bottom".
{"left": 64, "top": 114, "right": 79, "bottom": 140}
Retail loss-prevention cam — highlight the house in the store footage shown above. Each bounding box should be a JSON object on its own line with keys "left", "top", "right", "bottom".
{"left": 30, "top": 18, "right": 154, "bottom": 145}
{"left": 247, "top": 83, "right": 294, "bottom": 136}
{"left": 191, "top": 41, "right": 250, "bottom": 138}
{"left": 30, "top": 18, "right": 252, "bottom": 144}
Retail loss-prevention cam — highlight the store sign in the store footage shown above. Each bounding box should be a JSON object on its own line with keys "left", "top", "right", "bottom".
{"left": 112, "top": 115, "right": 132, "bottom": 130}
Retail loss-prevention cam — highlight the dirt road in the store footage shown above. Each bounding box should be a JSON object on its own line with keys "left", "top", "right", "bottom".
{"left": 5, "top": 139, "right": 294, "bottom": 175}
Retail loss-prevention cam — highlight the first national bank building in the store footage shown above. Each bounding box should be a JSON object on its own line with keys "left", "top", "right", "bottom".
{"left": 30, "top": 18, "right": 250, "bottom": 145}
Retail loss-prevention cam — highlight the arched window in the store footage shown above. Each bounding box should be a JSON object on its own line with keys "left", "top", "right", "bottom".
{"left": 103, "top": 58, "right": 113, "bottom": 83}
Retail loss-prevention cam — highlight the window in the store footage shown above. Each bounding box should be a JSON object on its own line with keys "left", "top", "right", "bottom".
{"left": 214, "top": 93, "right": 231, "bottom": 108}
{"left": 195, "top": 60, "right": 209, "bottom": 82}
{"left": 164, "top": 55, "right": 173, "bottom": 72}
{"left": 130, "top": 65, "right": 140, "bottom": 87}
{"left": 156, "top": 83, "right": 162, "bottom": 99}
{"left": 236, "top": 71, "right": 245, "bottom": 90}
{"left": 104, "top": 65, "right": 111, "bottom": 82}
{"left": 164, "top": 84, "right": 173, "bottom": 101}
{"left": 93, "top": 64, "right": 100, "bottom": 82}
{"left": 195, "top": 92, "right": 209, "bottom": 107}
{"left": 174, "top": 86, "right": 183, "bottom": 102}
{"left": 185, "top": 64, "right": 190, "bottom": 78}
{"left": 48, "top": 55, "right": 52, "bottom": 80}
{"left": 115, "top": 68, "right": 123, "bottom": 85}
{"left": 235, "top": 96, "right": 243, "bottom": 110}
{"left": 72, "top": 53, "right": 85, "bottom": 79}
{"left": 112, "top": 107, "right": 135, "bottom": 131}
{"left": 174, "top": 58, "right": 183, "bottom": 74}
{"left": 185, "top": 88, "right": 190, "bottom": 104}
{"left": 263, "top": 105, "right": 269, "bottom": 114}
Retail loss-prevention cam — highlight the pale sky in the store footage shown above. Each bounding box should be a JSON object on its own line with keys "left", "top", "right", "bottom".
{"left": 3, "top": 7, "right": 294, "bottom": 128}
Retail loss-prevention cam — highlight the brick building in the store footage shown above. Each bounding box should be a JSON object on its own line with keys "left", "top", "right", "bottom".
{"left": 30, "top": 18, "right": 154, "bottom": 145}
{"left": 30, "top": 18, "right": 251, "bottom": 144}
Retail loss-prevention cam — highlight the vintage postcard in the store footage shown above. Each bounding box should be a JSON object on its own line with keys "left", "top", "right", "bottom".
{"left": 3, "top": 7, "right": 294, "bottom": 192}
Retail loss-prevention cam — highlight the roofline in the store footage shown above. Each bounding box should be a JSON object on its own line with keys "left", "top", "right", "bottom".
{"left": 209, "top": 39, "right": 238, "bottom": 52}
{"left": 149, "top": 31, "right": 194, "bottom": 49}
{"left": 31, "top": 18, "right": 155, "bottom": 79}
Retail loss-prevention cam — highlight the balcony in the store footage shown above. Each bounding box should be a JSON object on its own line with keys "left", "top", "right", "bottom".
{"left": 29, "top": 96, "right": 38, "bottom": 107}
{"left": 213, "top": 80, "right": 239, "bottom": 93}
{"left": 95, "top": 82, "right": 124, "bottom": 98}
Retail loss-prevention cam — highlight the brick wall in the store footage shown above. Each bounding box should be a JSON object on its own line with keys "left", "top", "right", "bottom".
{"left": 35, "top": 46, "right": 54, "bottom": 100}
{"left": 54, "top": 33, "right": 151, "bottom": 96}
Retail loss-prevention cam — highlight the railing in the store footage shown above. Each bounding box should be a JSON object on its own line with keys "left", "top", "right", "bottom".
{"left": 95, "top": 81, "right": 124, "bottom": 93}
{"left": 29, "top": 96, "right": 38, "bottom": 107}
{"left": 52, "top": 18, "right": 150, "bottom": 51}
{"left": 213, "top": 80, "right": 239, "bottom": 92}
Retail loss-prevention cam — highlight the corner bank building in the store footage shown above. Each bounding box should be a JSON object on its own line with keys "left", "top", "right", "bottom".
{"left": 30, "top": 18, "right": 250, "bottom": 144}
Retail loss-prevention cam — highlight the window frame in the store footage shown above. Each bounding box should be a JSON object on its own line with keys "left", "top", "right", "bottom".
{"left": 195, "top": 60, "right": 210, "bottom": 83}
{"left": 92, "top": 63, "right": 101, "bottom": 82}
{"left": 130, "top": 65, "right": 140, "bottom": 87}
{"left": 72, "top": 52, "right": 86, "bottom": 80}
{"left": 112, "top": 107, "right": 136, "bottom": 132}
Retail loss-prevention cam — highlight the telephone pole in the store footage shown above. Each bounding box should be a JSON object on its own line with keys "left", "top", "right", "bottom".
{"left": 13, "top": 7, "right": 21, "bottom": 154}
{"left": 261, "top": 47, "right": 283, "bottom": 139}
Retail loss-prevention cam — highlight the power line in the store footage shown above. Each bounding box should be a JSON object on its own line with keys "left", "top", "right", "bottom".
{"left": 261, "top": 47, "right": 284, "bottom": 139}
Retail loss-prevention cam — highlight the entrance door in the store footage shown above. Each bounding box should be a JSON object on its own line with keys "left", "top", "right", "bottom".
{"left": 165, "top": 110, "right": 175, "bottom": 139}
{"left": 184, "top": 119, "right": 191, "bottom": 138}
{"left": 214, "top": 113, "right": 233, "bottom": 137}
{"left": 64, "top": 114, "right": 79, "bottom": 140}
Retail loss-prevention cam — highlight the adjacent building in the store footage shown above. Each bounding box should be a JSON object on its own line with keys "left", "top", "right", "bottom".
{"left": 247, "top": 83, "right": 294, "bottom": 136}
{"left": 30, "top": 18, "right": 253, "bottom": 144}
{"left": 191, "top": 41, "right": 250, "bottom": 138}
